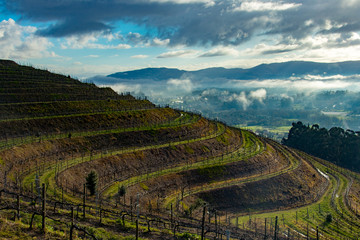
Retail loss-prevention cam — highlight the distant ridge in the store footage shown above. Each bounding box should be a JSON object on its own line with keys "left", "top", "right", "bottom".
{"left": 108, "top": 60, "right": 360, "bottom": 80}
{"left": 108, "top": 67, "right": 186, "bottom": 81}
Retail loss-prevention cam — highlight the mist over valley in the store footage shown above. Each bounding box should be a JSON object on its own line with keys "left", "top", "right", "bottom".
{"left": 89, "top": 61, "right": 360, "bottom": 140}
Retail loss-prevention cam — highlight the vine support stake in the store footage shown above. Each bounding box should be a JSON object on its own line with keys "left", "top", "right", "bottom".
{"left": 70, "top": 207, "right": 74, "bottom": 240}
{"left": 83, "top": 183, "right": 86, "bottom": 219}
{"left": 274, "top": 216, "right": 278, "bottom": 240}
{"left": 316, "top": 226, "right": 319, "bottom": 240}
{"left": 42, "top": 183, "right": 46, "bottom": 234}
{"left": 264, "top": 218, "right": 267, "bottom": 239}
{"left": 16, "top": 194, "right": 20, "bottom": 220}
{"left": 170, "top": 203, "right": 173, "bottom": 228}
{"left": 201, "top": 205, "right": 206, "bottom": 240}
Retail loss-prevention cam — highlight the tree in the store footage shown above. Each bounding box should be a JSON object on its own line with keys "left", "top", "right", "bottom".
{"left": 86, "top": 170, "right": 98, "bottom": 196}
{"left": 118, "top": 185, "right": 126, "bottom": 197}
{"left": 117, "top": 185, "right": 126, "bottom": 204}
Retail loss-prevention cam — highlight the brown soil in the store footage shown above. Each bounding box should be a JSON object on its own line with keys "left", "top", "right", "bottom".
{"left": 196, "top": 156, "right": 328, "bottom": 214}
{"left": 0, "top": 117, "right": 213, "bottom": 188}
{"left": 0, "top": 108, "right": 179, "bottom": 139}
{"left": 58, "top": 126, "right": 242, "bottom": 194}
{"left": 125, "top": 141, "right": 289, "bottom": 208}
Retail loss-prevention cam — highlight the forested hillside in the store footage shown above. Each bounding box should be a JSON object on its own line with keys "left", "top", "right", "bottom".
{"left": 283, "top": 121, "right": 360, "bottom": 171}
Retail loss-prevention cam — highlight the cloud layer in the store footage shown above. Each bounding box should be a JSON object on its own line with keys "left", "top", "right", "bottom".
{"left": 5, "top": 0, "right": 360, "bottom": 49}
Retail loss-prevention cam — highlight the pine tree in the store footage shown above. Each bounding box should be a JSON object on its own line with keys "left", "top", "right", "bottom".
{"left": 86, "top": 170, "right": 98, "bottom": 196}
{"left": 118, "top": 185, "right": 126, "bottom": 197}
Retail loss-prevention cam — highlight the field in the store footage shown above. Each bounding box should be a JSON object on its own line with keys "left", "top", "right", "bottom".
{"left": 235, "top": 125, "right": 291, "bottom": 141}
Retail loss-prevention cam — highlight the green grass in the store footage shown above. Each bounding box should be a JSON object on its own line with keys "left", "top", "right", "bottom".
{"left": 236, "top": 125, "right": 291, "bottom": 135}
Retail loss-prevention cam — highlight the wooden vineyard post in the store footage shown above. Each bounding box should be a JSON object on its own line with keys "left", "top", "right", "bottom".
{"left": 264, "top": 218, "right": 267, "bottom": 239}
{"left": 135, "top": 216, "right": 139, "bottom": 240}
{"left": 215, "top": 211, "right": 218, "bottom": 239}
{"left": 130, "top": 196, "right": 133, "bottom": 222}
{"left": 170, "top": 203, "right": 173, "bottom": 228}
{"left": 42, "top": 183, "right": 46, "bottom": 233}
{"left": 201, "top": 206, "right": 206, "bottom": 240}
{"left": 306, "top": 223, "right": 309, "bottom": 240}
{"left": 316, "top": 226, "right": 319, "bottom": 240}
{"left": 287, "top": 228, "right": 290, "bottom": 239}
{"left": 83, "top": 184, "right": 86, "bottom": 218}
{"left": 16, "top": 194, "right": 20, "bottom": 220}
{"left": 70, "top": 207, "right": 74, "bottom": 240}
{"left": 136, "top": 193, "right": 140, "bottom": 240}
{"left": 307, "top": 208, "right": 309, "bottom": 219}
{"left": 99, "top": 208, "right": 102, "bottom": 224}
{"left": 274, "top": 216, "right": 278, "bottom": 240}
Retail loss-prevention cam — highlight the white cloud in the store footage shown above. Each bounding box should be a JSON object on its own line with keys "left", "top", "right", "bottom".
{"left": 157, "top": 49, "right": 197, "bottom": 58}
{"left": 199, "top": 47, "right": 239, "bottom": 57}
{"left": 0, "top": 19, "right": 54, "bottom": 59}
{"left": 221, "top": 89, "right": 266, "bottom": 110}
{"left": 104, "top": 83, "right": 142, "bottom": 94}
{"left": 341, "top": 0, "right": 360, "bottom": 8}
{"left": 167, "top": 78, "right": 193, "bottom": 92}
{"left": 299, "top": 74, "right": 350, "bottom": 81}
{"left": 86, "top": 55, "right": 100, "bottom": 58}
{"left": 151, "top": 38, "right": 170, "bottom": 46}
{"left": 231, "top": 79, "right": 355, "bottom": 91}
{"left": 249, "top": 88, "right": 267, "bottom": 103}
{"left": 225, "top": 92, "right": 251, "bottom": 110}
{"left": 61, "top": 32, "right": 131, "bottom": 50}
{"left": 233, "top": 1, "right": 301, "bottom": 12}
{"left": 131, "top": 55, "right": 149, "bottom": 59}
{"left": 243, "top": 42, "right": 300, "bottom": 56}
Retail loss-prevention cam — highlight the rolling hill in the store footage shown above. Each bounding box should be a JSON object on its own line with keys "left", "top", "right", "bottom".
{"left": 107, "top": 61, "right": 360, "bottom": 81}
{"left": 0, "top": 60, "right": 360, "bottom": 239}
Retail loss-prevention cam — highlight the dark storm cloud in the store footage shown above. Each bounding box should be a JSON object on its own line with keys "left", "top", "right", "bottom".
{"left": 36, "top": 20, "right": 111, "bottom": 37}
{"left": 6, "top": 0, "right": 182, "bottom": 37}
{"left": 5, "top": 0, "right": 360, "bottom": 47}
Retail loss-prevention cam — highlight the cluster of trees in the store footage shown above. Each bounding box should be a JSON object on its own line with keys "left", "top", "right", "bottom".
{"left": 282, "top": 121, "right": 360, "bottom": 172}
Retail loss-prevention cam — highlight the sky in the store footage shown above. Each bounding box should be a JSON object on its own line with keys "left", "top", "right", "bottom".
{"left": 1, "top": 0, "right": 360, "bottom": 78}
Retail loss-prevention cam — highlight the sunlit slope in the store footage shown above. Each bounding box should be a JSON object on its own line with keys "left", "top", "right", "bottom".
{"left": 0, "top": 60, "right": 360, "bottom": 239}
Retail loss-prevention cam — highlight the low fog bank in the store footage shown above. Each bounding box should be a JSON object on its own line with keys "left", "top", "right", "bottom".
{"left": 88, "top": 74, "right": 360, "bottom": 140}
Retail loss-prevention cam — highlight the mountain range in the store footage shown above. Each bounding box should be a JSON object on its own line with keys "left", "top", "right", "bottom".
{"left": 107, "top": 60, "right": 360, "bottom": 81}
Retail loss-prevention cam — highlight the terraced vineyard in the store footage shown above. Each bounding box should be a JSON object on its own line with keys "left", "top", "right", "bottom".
{"left": 1, "top": 60, "right": 360, "bottom": 239}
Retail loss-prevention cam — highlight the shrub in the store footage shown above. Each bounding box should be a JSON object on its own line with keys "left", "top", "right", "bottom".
{"left": 326, "top": 213, "right": 332, "bottom": 223}
{"left": 179, "top": 232, "right": 200, "bottom": 240}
